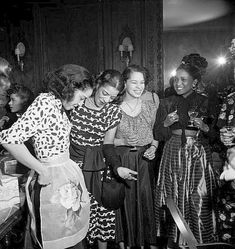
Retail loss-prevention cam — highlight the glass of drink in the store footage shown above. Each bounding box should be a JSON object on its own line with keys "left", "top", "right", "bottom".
{"left": 188, "top": 109, "right": 198, "bottom": 126}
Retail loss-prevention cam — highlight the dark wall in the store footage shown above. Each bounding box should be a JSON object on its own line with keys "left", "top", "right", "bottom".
{"left": 0, "top": 0, "right": 163, "bottom": 95}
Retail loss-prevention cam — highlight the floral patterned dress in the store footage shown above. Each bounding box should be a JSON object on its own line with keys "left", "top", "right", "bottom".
{"left": 217, "top": 92, "right": 235, "bottom": 245}
{"left": 0, "top": 93, "right": 90, "bottom": 249}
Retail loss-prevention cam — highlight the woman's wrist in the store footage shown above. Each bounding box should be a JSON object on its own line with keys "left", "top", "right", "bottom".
{"left": 201, "top": 123, "right": 209, "bottom": 133}
{"left": 150, "top": 141, "right": 159, "bottom": 150}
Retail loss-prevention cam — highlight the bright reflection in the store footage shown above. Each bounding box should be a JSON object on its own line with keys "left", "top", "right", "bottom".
{"left": 170, "top": 69, "right": 177, "bottom": 77}
{"left": 163, "top": 0, "right": 231, "bottom": 30}
{"left": 216, "top": 56, "right": 227, "bottom": 66}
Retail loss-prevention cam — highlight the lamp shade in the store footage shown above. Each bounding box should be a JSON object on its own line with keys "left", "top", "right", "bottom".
{"left": 16, "top": 42, "right": 25, "bottom": 57}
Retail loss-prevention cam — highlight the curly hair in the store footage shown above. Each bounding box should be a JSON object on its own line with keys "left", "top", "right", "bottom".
{"left": 7, "top": 84, "right": 34, "bottom": 114}
{"left": 43, "top": 64, "right": 94, "bottom": 102}
{"left": 122, "top": 64, "right": 152, "bottom": 86}
{"left": 177, "top": 53, "right": 208, "bottom": 82}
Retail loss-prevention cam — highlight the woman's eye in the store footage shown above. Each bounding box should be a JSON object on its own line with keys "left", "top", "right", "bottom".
{"left": 102, "top": 91, "right": 108, "bottom": 96}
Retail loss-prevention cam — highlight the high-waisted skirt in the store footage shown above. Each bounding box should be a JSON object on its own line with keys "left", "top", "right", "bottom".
{"left": 70, "top": 145, "right": 116, "bottom": 245}
{"left": 115, "top": 146, "right": 156, "bottom": 247}
{"left": 25, "top": 151, "right": 90, "bottom": 249}
{"left": 155, "top": 135, "right": 217, "bottom": 245}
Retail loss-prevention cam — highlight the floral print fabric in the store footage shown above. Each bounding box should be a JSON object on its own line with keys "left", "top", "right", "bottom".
{"left": 217, "top": 181, "right": 235, "bottom": 244}
{"left": 217, "top": 92, "right": 235, "bottom": 127}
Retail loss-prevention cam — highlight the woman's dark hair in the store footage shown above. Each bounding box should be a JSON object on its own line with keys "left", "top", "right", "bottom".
{"left": 95, "top": 69, "right": 124, "bottom": 93}
{"left": 122, "top": 64, "right": 151, "bottom": 86}
{"left": 43, "top": 64, "right": 94, "bottom": 102}
{"left": 7, "top": 84, "right": 34, "bottom": 114}
{"left": 177, "top": 53, "right": 208, "bottom": 82}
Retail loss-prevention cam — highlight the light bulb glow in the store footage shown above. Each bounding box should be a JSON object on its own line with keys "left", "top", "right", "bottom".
{"left": 170, "top": 69, "right": 177, "bottom": 77}
{"left": 217, "top": 56, "right": 227, "bottom": 65}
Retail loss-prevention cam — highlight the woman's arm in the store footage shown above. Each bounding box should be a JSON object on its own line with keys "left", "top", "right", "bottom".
{"left": 103, "top": 126, "right": 138, "bottom": 181}
{"left": 2, "top": 143, "right": 50, "bottom": 185}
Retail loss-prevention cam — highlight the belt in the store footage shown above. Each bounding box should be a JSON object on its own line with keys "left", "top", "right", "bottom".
{"left": 116, "top": 145, "right": 147, "bottom": 151}
{"left": 172, "top": 129, "right": 199, "bottom": 137}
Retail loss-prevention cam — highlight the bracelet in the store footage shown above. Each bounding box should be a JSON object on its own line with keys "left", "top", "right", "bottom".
{"left": 151, "top": 144, "right": 158, "bottom": 149}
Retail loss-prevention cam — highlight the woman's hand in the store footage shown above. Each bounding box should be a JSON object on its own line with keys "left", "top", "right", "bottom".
{"left": 220, "top": 163, "right": 235, "bottom": 181}
{"left": 143, "top": 145, "right": 156, "bottom": 160}
{"left": 227, "top": 147, "right": 235, "bottom": 169}
{"left": 117, "top": 167, "right": 138, "bottom": 181}
{"left": 220, "top": 127, "right": 235, "bottom": 147}
{"left": 0, "top": 116, "right": 9, "bottom": 129}
{"left": 164, "top": 110, "right": 179, "bottom": 127}
{"left": 38, "top": 167, "right": 51, "bottom": 186}
{"left": 193, "top": 118, "right": 209, "bottom": 132}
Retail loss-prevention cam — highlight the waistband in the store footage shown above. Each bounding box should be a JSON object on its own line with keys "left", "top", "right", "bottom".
{"left": 116, "top": 145, "right": 148, "bottom": 151}
{"left": 40, "top": 151, "right": 70, "bottom": 167}
{"left": 172, "top": 129, "right": 199, "bottom": 137}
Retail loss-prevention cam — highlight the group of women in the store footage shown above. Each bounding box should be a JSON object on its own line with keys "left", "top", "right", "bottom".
{"left": 0, "top": 52, "right": 232, "bottom": 249}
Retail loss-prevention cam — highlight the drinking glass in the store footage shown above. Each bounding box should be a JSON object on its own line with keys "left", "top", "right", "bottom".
{"left": 188, "top": 109, "right": 198, "bottom": 126}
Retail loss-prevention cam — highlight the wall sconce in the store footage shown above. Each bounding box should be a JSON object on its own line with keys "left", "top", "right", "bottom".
{"left": 118, "top": 37, "right": 134, "bottom": 67}
{"left": 118, "top": 26, "right": 135, "bottom": 67}
{"left": 15, "top": 42, "right": 25, "bottom": 71}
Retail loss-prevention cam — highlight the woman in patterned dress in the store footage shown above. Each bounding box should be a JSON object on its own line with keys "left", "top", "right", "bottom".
{"left": 216, "top": 92, "right": 235, "bottom": 245}
{"left": 0, "top": 64, "right": 93, "bottom": 249}
{"left": 69, "top": 69, "right": 136, "bottom": 249}
{"left": 154, "top": 54, "right": 217, "bottom": 248}
{"left": 113, "top": 64, "right": 159, "bottom": 249}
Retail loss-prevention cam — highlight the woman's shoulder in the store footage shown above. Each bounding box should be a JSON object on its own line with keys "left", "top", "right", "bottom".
{"left": 106, "top": 102, "right": 121, "bottom": 112}
{"left": 141, "top": 90, "right": 159, "bottom": 103}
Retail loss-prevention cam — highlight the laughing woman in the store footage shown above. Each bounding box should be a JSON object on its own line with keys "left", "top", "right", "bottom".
{"left": 154, "top": 54, "right": 217, "bottom": 248}
{"left": 69, "top": 69, "right": 135, "bottom": 249}
{"left": 113, "top": 64, "right": 159, "bottom": 249}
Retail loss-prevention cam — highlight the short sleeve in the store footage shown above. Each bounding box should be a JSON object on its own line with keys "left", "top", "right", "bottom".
{"left": 107, "top": 104, "right": 122, "bottom": 130}
{"left": 0, "top": 94, "right": 52, "bottom": 144}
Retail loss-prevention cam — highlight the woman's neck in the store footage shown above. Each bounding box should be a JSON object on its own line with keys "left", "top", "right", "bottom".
{"left": 123, "top": 93, "right": 139, "bottom": 103}
{"left": 86, "top": 96, "right": 103, "bottom": 110}
{"left": 182, "top": 89, "right": 194, "bottom": 98}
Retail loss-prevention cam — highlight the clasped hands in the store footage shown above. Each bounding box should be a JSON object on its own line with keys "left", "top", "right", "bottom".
{"left": 122, "top": 135, "right": 156, "bottom": 161}
{"left": 164, "top": 110, "right": 207, "bottom": 131}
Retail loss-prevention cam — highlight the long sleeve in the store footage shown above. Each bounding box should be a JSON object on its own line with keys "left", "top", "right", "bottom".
{"left": 154, "top": 99, "right": 172, "bottom": 142}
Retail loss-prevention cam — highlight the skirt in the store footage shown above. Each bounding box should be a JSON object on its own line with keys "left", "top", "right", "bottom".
{"left": 70, "top": 145, "right": 115, "bottom": 245}
{"left": 115, "top": 146, "right": 156, "bottom": 247}
{"left": 155, "top": 135, "right": 217, "bottom": 245}
{"left": 25, "top": 152, "right": 90, "bottom": 249}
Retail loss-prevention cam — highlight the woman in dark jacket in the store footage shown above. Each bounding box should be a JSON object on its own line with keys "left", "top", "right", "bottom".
{"left": 154, "top": 54, "right": 217, "bottom": 248}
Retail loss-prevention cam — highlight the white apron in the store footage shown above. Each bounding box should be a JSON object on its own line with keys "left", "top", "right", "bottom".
{"left": 25, "top": 152, "right": 90, "bottom": 249}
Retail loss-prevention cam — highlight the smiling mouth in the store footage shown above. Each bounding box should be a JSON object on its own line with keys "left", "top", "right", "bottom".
{"left": 176, "top": 87, "right": 183, "bottom": 91}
